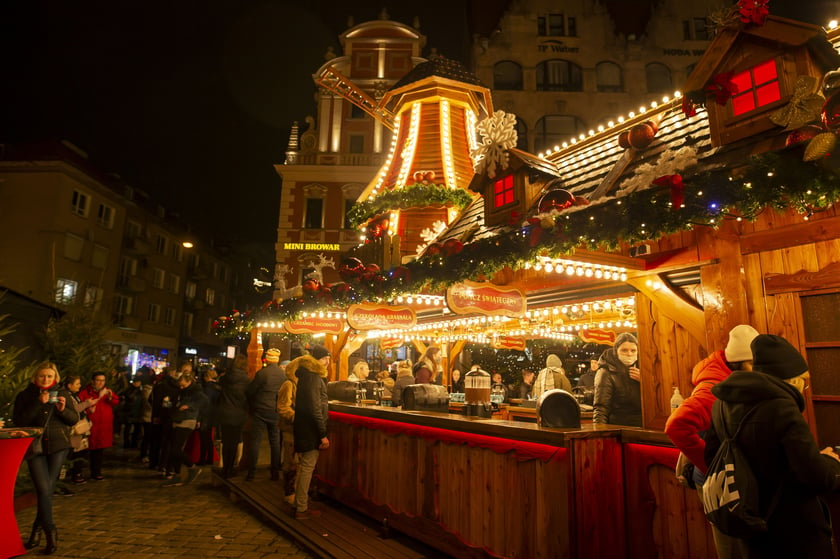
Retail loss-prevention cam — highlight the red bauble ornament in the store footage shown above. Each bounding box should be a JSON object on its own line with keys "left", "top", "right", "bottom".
{"left": 442, "top": 238, "right": 463, "bottom": 255}
{"left": 785, "top": 124, "right": 823, "bottom": 147}
{"left": 820, "top": 93, "right": 840, "bottom": 132}
{"left": 424, "top": 170, "right": 436, "bottom": 182}
{"left": 628, "top": 122, "right": 657, "bottom": 149}
{"left": 302, "top": 278, "right": 321, "bottom": 294}
{"left": 425, "top": 243, "right": 443, "bottom": 256}
{"left": 618, "top": 131, "right": 631, "bottom": 149}
{"left": 365, "top": 215, "right": 389, "bottom": 239}
{"left": 538, "top": 189, "right": 575, "bottom": 213}
{"left": 338, "top": 257, "right": 364, "bottom": 281}
{"left": 413, "top": 171, "right": 425, "bottom": 183}
{"left": 391, "top": 266, "right": 411, "bottom": 283}
{"left": 365, "top": 263, "right": 381, "bottom": 274}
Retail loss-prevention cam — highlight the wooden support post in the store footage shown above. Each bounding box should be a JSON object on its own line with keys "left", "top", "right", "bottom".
{"left": 246, "top": 327, "right": 263, "bottom": 378}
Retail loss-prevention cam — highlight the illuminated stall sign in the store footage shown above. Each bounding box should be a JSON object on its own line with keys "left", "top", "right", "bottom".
{"left": 579, "top": 328, "right": 616, "bottom": 345}
{"left": 446, "top": 280, "right": 526, "bottom": 317}
{"left": 491, "top": 337, "right": 527, "bottom": 351}
{"left": 347, "top": 304, "right": 416, "bottom": 331}
{"left": 380, "top": 337, "right": 405, "bottom": 350}
{"left": 284, "top": 316, "right": 345, "bottom": 335}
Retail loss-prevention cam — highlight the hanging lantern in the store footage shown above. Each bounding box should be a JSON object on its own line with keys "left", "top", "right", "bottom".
{"left": 538, "top": 189, "right": 575, "bottom": 213}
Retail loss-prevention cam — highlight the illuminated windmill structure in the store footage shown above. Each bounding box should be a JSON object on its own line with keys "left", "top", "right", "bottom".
{"left": 316, "top": 55, "right": 494, "bottom": 265}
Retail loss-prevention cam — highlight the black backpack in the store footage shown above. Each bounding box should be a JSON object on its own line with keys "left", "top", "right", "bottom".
{"left": 701, "top": 403, "right": 781, "bottom": 538}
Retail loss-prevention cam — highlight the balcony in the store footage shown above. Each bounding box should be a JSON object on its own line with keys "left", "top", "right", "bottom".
{"left": 184, "top": 297, "right": 205, "bottom": 310}
{"left": 112, "top": 314, "right": 141, "bottom": 330}
{"left": 116, "top": 275, "right": 147, "bottom": 293}
{"left": 123, "top": 236, "right": 151, "bottom": 255}
{"left": 188, "top": 264, "right": 208, "bottom": 280}
{"left": 295, "top": 152, "right": 386, "bottom": 167}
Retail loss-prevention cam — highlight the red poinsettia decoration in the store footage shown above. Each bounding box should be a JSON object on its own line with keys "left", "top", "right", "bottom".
{"left": 652, "top": 174, "right": 685, "bottom": 209}
{"left": 681, "top": 97, "right": 697, "bottom": 118}
{"left": 705, "top": 72, "right": 739, "bottom": 106}
{"left": 738, "top": 0, "right": 769, "bottom": 26}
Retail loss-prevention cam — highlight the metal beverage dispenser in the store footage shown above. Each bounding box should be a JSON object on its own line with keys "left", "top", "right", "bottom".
{"left": 463, "top": 368, "right": 492, "bottom": 418}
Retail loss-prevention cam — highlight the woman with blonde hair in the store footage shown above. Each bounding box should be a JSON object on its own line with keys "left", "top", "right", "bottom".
{"left": 348, "top": 360, "right": 370, "bottom": 382}
{"left": 13, "top": 362, "right": 79, "bottom": 555}
{"left": 391, "top": 359, "right": 415, "bottom": 407}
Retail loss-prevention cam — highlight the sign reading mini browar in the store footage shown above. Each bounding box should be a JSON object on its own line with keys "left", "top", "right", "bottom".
{"left": 346, "top": 304, "right": 416, "bottom": 331}
{"left": 446, "top": 280, "right": 526, "bottom": 317}
{"left": 284, "top": 316, "right": 344, "bottom": 335}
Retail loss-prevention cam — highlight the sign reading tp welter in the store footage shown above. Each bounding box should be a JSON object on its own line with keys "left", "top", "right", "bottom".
{"left": 446, "top": 280, "right": 526, "bottom": 317}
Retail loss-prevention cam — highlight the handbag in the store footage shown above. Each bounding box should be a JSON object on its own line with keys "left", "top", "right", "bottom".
{"left": 25, "top": 407, "right": 54, "bottom": 459}
{"left": 70, "top": 433, "right": 89, "bottom": 452}
{"left": 71, "top": 417, "right": 92, "bottom": 436}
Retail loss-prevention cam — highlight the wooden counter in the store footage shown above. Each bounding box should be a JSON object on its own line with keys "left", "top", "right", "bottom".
{"left": 315, "top": 404, "right": 714, "bottom": 559}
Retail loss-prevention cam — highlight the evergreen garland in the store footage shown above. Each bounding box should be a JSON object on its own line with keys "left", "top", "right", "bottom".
{"left": 347, "top": 183, "right": 475, "bottom": 229}
{"left": 214, "top": 151, "right": 840, "bottom": 335}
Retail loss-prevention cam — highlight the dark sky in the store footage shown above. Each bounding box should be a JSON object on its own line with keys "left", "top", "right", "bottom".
{"left": 0, "top": 1, "right": 832, "bottom": 243}
{"left": 0, "top": 1, "right": 472, "bottom": 243}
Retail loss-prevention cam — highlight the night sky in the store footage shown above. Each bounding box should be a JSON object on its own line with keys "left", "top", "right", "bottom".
{"left": 0, "top": 1, "right": 832, "bottom": 243}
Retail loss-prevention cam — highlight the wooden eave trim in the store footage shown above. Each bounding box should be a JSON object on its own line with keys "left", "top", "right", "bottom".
{"left": 739, "top": 215, "right": 840, "bottom": 255}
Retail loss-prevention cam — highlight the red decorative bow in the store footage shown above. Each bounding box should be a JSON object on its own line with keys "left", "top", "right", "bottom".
{"left": 526, "top": 217, "right": 543, "bottom": 247}
{"left": 738, "top": 0, "right": 769, "bottom": 26}
{"left": 507, "top": 210, "right": 523, "bottom": 226}
{"left": 705, "top": 72, "right": 739, "bottom": 106}
{"left": 681, "top": 97, "right": 697, "bottom": 118}
{"left": 653, "top": 174, "right": 685, "bottom": 209}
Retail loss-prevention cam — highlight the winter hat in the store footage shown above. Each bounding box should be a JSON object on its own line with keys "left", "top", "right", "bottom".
{"left": 309, "top": 344, "right": 330, "bottom": 361}
{"left": 751, "top": 334, "right": 808, "bottom": 379}
{"left": 724, "top": 324, "right": 760, "bottom": 362}
{"left": 546, "top": 354, "right": 563, "bottom": 369}
{"left": 265, "top": 348, "right": 281, "bottom": 362}
{"left": 613, "top": 332, "right": 638, "bottom": 350}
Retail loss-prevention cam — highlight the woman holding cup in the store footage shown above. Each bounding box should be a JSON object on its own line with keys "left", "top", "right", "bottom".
{"left": 12, "top": 361, "right": 79, "bottom": 555}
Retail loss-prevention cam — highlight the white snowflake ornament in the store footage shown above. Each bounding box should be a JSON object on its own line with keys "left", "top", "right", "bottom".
{"left": 471, "top": 110, "right": 518, "bottom": 178}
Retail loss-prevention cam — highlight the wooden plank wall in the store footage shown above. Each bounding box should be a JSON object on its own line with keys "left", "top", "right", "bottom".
{"left": 317, "top": 420, "right": 572, "bottom": 559}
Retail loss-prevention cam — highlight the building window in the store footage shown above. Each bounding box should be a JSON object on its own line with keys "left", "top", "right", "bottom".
{"left": 205, "top": 287, "right": 215, "bottom": 305}
{"left": 219, "top": 265, "right": 228, "bottom": 283}
{"left": 152, "top": 268, "right": 165, "bottom": 289}
{"left": 164, "top": 307, "right": 176, "bottom": 327}
{"left": 126, "top": 220, "right": 142, "bottom": 239}
{"left": 304, "top": 198, "right": 324, "bottom": 229}
{"left": 183, "top": 312, "right": 194, "bottom": 337}
{"left": 91, "top": 244, "right": 108, "bottom": 270}
{"left": 55, "top": 278, "right": 78, "bottom": 305}
{"left": 155, "top": 234, "right": 169, "bottom": 254}
{"left": 536, "top": 60, "right": 583, "bottom": 92}
{"left": 534, "top": 114, "right": 585, "bottom": 152}
{"left": 185, "top": 281, "right": 196, "bottom": 299}
{"left": 731, "top": 59, "right": 781, "bottom": 116}
{"left": 515, "top": 118, "right": 528, "bottom": 151}
{"left": 171, "top": 243, "right": 184, "bottom": 262}
{"left": 97, "top": 203, "right": 115, "bottom": 229}
{"left": 537, "top": 14, "right": 576, "bottom": 37}
{"left": 596, "top": 62, "right": 623, "bottom": 93}
{"left": 343, "top": 199, "right": 355, "bottom": 229}
{"left": 115, "top": 295, "right": 133, "bottom": 318}
{"left": 211, "top": 262, "right": 220, "bottom": 279}
{"left": 683, "top": 18, "right": 711, "bottom": 40}
{"left": 119, "top": 257, "right": 137, "bottom": 286}
{"left": 494, "top": 61, "right": 523, "bottom": 90}
{"left": 83, "top": 286, "right": 103, "bottom": 311}
{"left": 493, "top": 175, "right": 515, "bottom": 208}
{"left": 349, "top": 135, "right": 365, "bottom": 154}
{"left": 147, "top": 303, "right": 161, "bottom": 322}
{"left": 645, "top": 63, "right": 672, "bottom": 94}
{"left": 218, "top": 294, "right": 225, "bottom": 310}
{"left": 349, "top": 104, "right": 366, "bottom": 119}
{"left": 166, "top": 273, "right": 180, "bottom": 294}
{"left": 71, "top": 190, "right": 90, "bottom": 217}
{"left": 64, "top": 233, "right": 84, "bottom": 261}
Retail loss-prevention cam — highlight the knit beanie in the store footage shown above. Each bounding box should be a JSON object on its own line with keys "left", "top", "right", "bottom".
{"left": 724, "top": 325, "right": 760, "bottom": 362}
{"left": 751, "top": 334, "right": 808, "bottom": 379}
{"left": 309, "top": 345, "right": 330, "bottom": 360}
{"left": 613, "top": 332, "right": 638, "bottom": 350}
{"left": 265, "top": 348, "right": 281, "bottom": 362}
{"left": 546, "top": 354, "right": 563, "bottom": 369}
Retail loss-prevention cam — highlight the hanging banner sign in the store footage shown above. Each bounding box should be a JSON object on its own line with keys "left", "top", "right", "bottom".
{"left": 379, "top": 337, "right": 405, "bottom": 350}
{"left": 284, "top": 316, "right": 344, "bottom": 335}
{"left": 347, "top": 304, "right": 416, "bottom": 331}
{"left": 491, "top": 336, "right": 527, "bottom": 351}
{"left": 578, "top": 328, "right": 616, "bottom": 345}
{"left": 446, "top": 280, "right": 526, "bottom": 317}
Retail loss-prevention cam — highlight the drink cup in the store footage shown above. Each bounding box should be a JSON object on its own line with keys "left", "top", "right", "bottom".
{"left": 48, "top": 391, "right": 59, "bottom": 403}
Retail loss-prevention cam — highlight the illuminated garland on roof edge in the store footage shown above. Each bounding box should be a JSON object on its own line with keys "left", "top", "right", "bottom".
{"left": 347, "top": 182, "right": 474, "bottom": 229}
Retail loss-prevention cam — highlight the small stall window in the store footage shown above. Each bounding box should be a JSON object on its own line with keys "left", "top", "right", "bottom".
{"left": 731, "top": 59, "right": 780, "bottom": 116}
{"left": 494, "top": 175, "right": 515, "bottom": 208}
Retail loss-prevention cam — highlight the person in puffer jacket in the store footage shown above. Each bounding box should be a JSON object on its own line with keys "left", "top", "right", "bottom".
{"left": 593, "top": 333, "right": 642, "bottom": 426}
{"left": 276, "top": 359, "right": 298, "bottom": 503}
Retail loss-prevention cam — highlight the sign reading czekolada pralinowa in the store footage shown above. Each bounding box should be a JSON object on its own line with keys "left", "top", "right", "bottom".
{"left": 446, "top": 280, "right": 526, "bottom": 317}
{"left": 347, "top": 304, "right": 416, "bottom": 331}
{"left": 491, "top": 336, "right": 527, "bottom": 351}
{"left": 284, "top": 316, "right": 344, "bottom": 335}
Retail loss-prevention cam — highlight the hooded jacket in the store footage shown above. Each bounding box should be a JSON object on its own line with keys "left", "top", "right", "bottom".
{"left": 13, "top": 383, "right": 79, "bottom": 455}
{"left": 276, "top": 358, "right": 300, "bottom": 434}
{"left": 705, "top": 371, "right": 840, "bottom": 558}
{"left": 592, "top": 348, "right": 641, "bottom": 426}
{"left": 664, "top": 349, "right": 731, "bottom": 473}
{"left": 293, "top": 355, "right": 329, "bottom": 453}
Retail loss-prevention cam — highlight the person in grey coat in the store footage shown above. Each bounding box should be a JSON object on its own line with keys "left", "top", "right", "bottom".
{"left": 244, "top": 348, "right": 287, "bottom": 481}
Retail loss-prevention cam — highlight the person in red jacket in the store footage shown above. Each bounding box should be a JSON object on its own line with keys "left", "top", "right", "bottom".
{"left": 665, "top": 324, "right": 758, "bottom": 559}
{"left": 79, "top": 372, "right": 120, "bottom": 480}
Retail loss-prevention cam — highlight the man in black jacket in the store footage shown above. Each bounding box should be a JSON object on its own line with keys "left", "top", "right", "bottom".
{"left": 244, "top": 348, "right": 286, "bottom": 481}
{"left": 292, "top": 344, "right": 331, "bottom": 519}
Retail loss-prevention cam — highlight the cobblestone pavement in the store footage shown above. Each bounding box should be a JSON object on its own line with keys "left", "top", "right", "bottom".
{"left": 14, "top": 448, "right": 315, "bottom": 559}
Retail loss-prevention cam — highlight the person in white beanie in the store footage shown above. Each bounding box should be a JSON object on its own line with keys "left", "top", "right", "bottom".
{"left": 533, "top": 354, "right": 572, "bottom": 401}
{"left": 664, "top": 324, "right": 759, "bottom": 559}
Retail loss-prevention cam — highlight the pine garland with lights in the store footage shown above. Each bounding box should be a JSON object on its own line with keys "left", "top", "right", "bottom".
{"left": 214, "top": 151, "right": 840, "bottom": 336}
{"left": 347, "top": 183, "right": 474, "bottom": 229}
